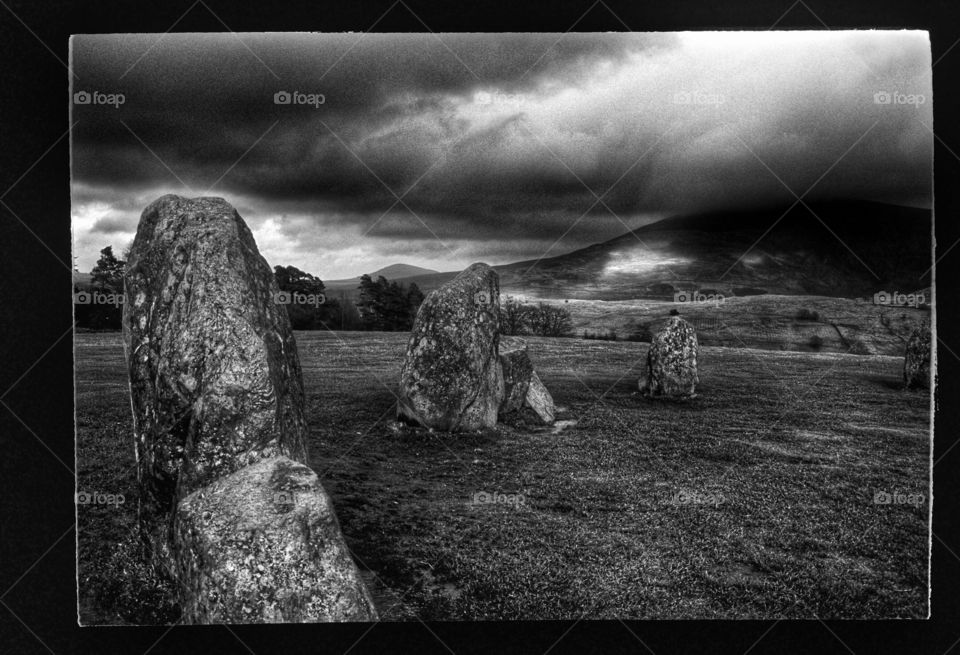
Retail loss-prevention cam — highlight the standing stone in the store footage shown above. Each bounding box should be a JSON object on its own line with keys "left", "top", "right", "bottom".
{"left": 904, "top": 320, "right": 931, "bottom": 390}
{"left": 498, "top": 336, "right": 556, "bottom": 424}
{"left": 174, "top": 456, "right": 378, "bottom": 623}
{"left": 640, "top": 316, "right": 700, "bottom": 399}
{"left": 123, "top": 195, "right": 308, "bottom": 567}
{"left": 397, "top": 263, "right": 503, "bottom": 431}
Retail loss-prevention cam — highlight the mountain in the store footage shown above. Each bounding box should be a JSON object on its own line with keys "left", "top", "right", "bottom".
{"left": 387, "top": 200, "right": 931, "bottom": 301}
{"left": 368, "top": 264, "right": 438, "bottom": 279}
{"left": 324, "top": 263, "right": 439, "bottom": 295}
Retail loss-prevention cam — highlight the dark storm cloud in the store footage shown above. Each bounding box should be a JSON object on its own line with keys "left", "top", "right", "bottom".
{"left": 70, "top": 31, "right": 932, "bottom": 277}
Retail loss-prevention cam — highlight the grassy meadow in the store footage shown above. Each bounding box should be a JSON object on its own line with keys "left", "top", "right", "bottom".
{"left": 75, "top": 329, "right": 930, "bottom": 623}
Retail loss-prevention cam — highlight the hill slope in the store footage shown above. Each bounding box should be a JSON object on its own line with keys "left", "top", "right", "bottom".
{"left": 390, "top": 200, "right": 931, "bottom": 301}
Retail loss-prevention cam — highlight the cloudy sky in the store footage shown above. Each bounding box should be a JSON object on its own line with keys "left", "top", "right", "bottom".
{"left": 70, "top": 31, "right": 932, "bottom": 279}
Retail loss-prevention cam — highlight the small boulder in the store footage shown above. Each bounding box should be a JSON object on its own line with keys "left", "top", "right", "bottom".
{"left": 904, "top": 320, "right": 931, "bottom": 390}
{"left": 174, "top": 456, "right": 378, "bottom": 623}
{"left": 498, "top": 336, "right": 555, "bottom": 424}
{"left": 397, "top": 263, "right": 503, "bottom": 431}
{"left": 641, "top": 316, "right": 700, "bottom": 399}
{"left": 123, "top": 195, "right": 308, "bottom": 565}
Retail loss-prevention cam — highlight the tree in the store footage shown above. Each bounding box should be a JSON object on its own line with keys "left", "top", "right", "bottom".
{"left": 74, "top": 246, "right": 125, "bottom": 330}
{"left": 91, "top": 246, "right": 125, "bottom": 292}
{"left": 404, "top": 283, "right": 425, "bottom": 330}
{"left": 528, "top": 302, "right": 573, "bottom": 337}
{"left": 499, "top": 296, "right": 531, "bottom": 335}
{"left": 356, "top": 275, "right": 425, "bottom": 331}
{"left": 273, "top": 265, "right": 335, "bottom": 330}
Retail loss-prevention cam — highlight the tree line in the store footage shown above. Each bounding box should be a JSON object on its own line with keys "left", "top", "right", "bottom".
{"left": 499, "top": 296, "right": 573, "bottom": 337}
{"left": 73, "top": 248, "right": 577, "bottom": 336}
{"left": 73, "top": 247, "right": 426, "bottom": 332}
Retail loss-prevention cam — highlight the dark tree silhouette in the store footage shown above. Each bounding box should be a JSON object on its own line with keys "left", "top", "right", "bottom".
{"left": 357, "top": 275, "right": 425, "bottom": 331}
{"left": 273, "top": 265, "right": 338, "bottom": 330}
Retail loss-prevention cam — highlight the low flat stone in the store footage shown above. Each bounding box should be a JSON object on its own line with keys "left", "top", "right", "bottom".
{"left": 498, "top": 336, "right": 555, "bottom": 424}
{"left": 524, "top": 371, "right": 556, "bottom": 424}
{"left": 498, "top": 336, "right": 535, "bottom": 414}
{"left": 174, "top": 456, "right": 378, "bottom": 624}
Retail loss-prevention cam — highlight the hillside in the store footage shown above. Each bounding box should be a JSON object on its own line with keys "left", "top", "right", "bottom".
{"left": 324, "top": 263, "right": 439, "bottom": 294}
{"left": 359, "top": 200, "right": 931, "bottom": 301}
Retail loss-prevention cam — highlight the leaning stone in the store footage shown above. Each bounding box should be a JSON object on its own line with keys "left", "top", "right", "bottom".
{"left": 499, "top": 337, "right": 535, "bottom": 414}
{"left": 903, "top": 320, "right": 931, "bottom": 390}
{"left": 123, "top": 194, "right": 308, "bottom": 567}
{"left": 174, "top": 456, "right": 378, "bottom": 623}
{"left": 641, "top": 316, "right": 700, "bottom": 399}
{"left": 498, "top": 336, "right": 555, "bottom": 424}
{"left": 524, "top": 371, "right": 556, "bottom": 424}
{"left": 397, "top": 263, "right": 503, "bottom": 431}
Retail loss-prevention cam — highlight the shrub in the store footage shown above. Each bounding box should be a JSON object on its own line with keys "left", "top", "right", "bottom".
{"left": 849, "top": 339, "right": 871, "bottom": 355}
{"left": 808, "top": 334, "right": 824, "bottom": 350}
{"left": 796, "top": 308, "right": 820, "bottom": 321}
{"left": 624, "top": 321, "right": 653, "bottom": 343}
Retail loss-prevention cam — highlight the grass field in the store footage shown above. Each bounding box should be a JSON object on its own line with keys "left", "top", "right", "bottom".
{"left": 75, "top": 330, "right": 930, "bottom": 623}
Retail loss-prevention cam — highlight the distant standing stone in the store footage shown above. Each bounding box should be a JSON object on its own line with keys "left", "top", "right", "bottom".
{"left": 397, "top": 263, "right": 503, "bottom": 431}
{"left": 174, "top": 456, "right": 378, "bottom": 623}
{"left": 499, "top": 336, "right": 556, "bottom": 424}
{"left": 123, "top": 195, "right": 308, "bottom": 566}
{"left": 903, "top": 320, "right": 931, "bottom": 390}
{"left": 640, "top": 316, "right": 700, "bottom": 399}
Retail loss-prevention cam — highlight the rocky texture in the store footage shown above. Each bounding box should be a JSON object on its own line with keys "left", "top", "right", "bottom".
{"left": 174, "top": 456, "right": 378, "bottom": 623}
{"left": 498, "top": 336, "right": 555, "bottom": 424}
{"left": 397, "top": 263, "right": 504, "bottom": 431}
{"left": 903, "top": 320, "right": 932, "bottom": 390}
{"left": 123, "top": 195, "right": 308, "bottom": 567}
{"left": 524, "top": 372, "right": 556, "bottom": 423}
{"left": 640, "top": 317, "right": 700, "bottom": 399}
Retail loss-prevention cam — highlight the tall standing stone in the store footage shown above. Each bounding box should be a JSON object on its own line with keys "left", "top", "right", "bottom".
{"left": 123, "top": 195, "right": 308, "bottom": 567}
{"left": 904, "top": 320, "right": 931, "bottom": 390}
{"left": 397, "top": 263, "right": 503, "bottom": 431}
{"left": 640, "top": 316, "right": 700, "bottom": 399}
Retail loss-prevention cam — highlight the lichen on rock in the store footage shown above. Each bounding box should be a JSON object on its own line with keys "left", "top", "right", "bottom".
{"left": 640, "top": 316, "right": 700, "bottom": 399}
{"left": 397, "top": 262, "right": 504, "bottom": 431}
{"left": 123, "top": 194, "right": 308, "bottom": 568}
{"left": 174, "top": 456, "right": 378, "bottom": 623}
{"left": 498, "top": 336, "right": 555, "bottom": 424}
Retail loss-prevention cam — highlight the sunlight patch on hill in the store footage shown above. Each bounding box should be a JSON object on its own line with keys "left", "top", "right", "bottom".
{"left": 602, "top": 250, "right": 690, "bottom": 277}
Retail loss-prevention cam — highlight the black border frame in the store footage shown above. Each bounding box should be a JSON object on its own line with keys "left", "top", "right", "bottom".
{"left": 1, "top": 1, "right": 957, "bottom": 652}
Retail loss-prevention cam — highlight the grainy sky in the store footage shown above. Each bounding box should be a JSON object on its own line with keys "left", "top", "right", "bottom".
{"left": 70, "top": 31, "right": 932, "bottom": 278}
